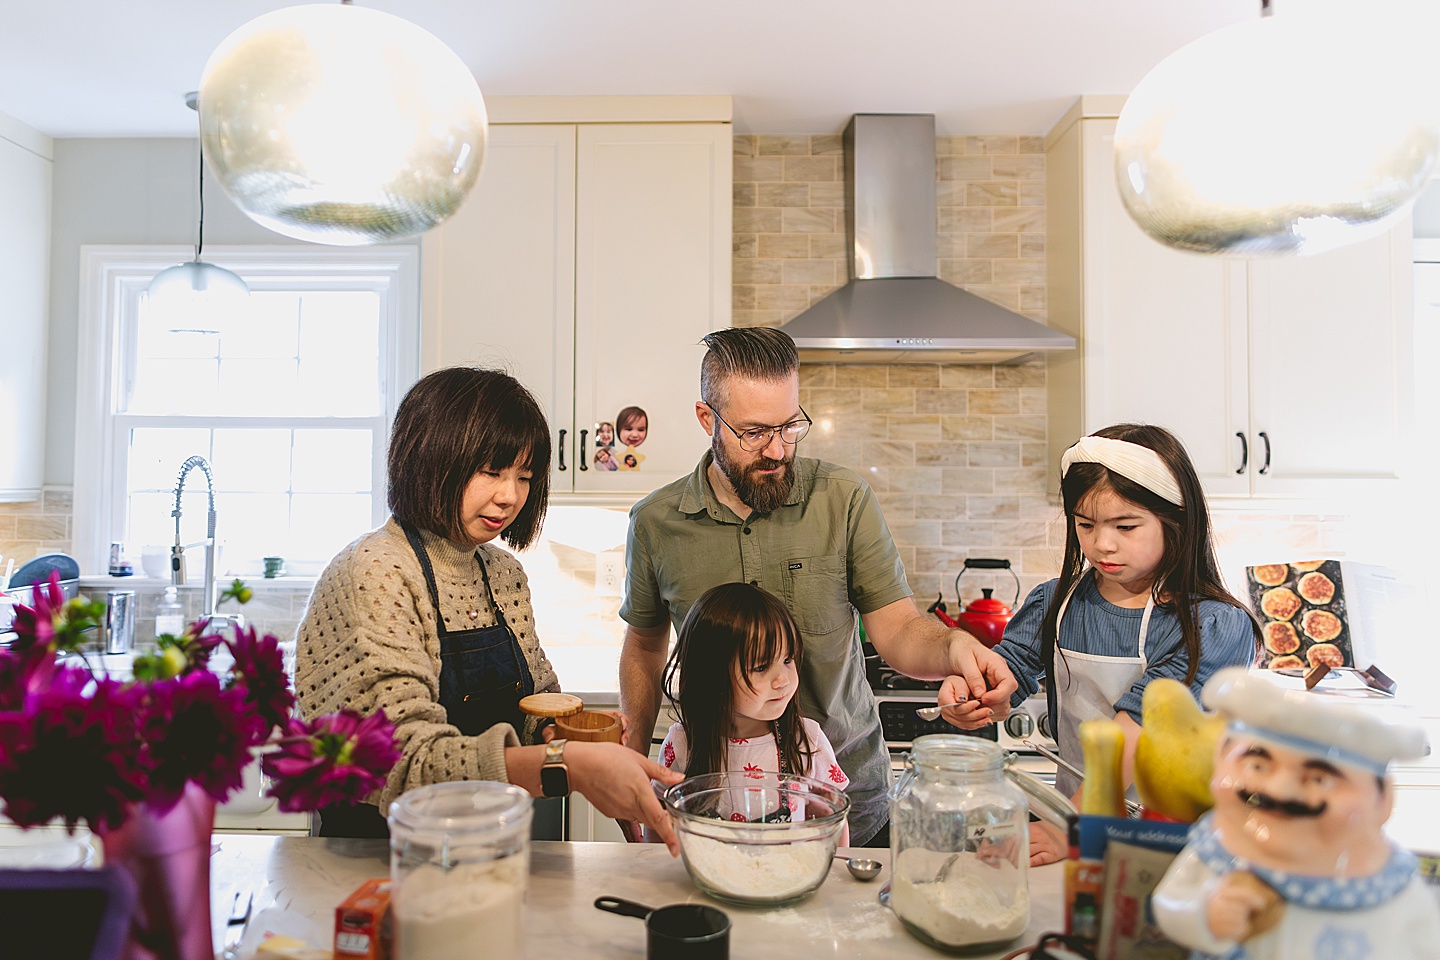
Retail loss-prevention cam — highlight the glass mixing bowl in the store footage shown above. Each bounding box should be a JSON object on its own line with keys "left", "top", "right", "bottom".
{"left": 662, "top": 772, "right": 850, "bottom": 906}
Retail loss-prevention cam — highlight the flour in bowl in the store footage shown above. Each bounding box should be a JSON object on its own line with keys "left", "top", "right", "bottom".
{"left": 891, "top": 850, "right": 1029, "bottom": 946}
{"left": 680, "top": 834, "right": 832, "bottom": 901}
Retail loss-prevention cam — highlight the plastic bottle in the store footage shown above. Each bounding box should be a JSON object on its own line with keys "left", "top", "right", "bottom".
{"left": 155, "top": 586, "right": 185, "bottom": 638}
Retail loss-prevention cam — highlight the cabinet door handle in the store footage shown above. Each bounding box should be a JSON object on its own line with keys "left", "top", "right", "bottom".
{"left": 578, "top": 429, "right": 589, "bottom": 471}
{"left": 1235, "top": 432, "right": 1248, "bottom": 475}
{"left": 1258, "top": 431, "right": 1271, "bottom": 475}
{"left": 558, "top": 429, "right": 567, "bottom": 471}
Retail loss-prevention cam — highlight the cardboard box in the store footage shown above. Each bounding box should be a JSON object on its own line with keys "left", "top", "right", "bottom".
{"left": 1065, "top": 815, "right": 1189, "bottom": 944}
{"left": 335, "top": 878, "right": 392, "bottom": 960}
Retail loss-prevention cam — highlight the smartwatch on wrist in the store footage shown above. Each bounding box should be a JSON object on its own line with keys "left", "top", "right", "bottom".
{"left": 541, "top": 738, "right": 570, "bottom": 798}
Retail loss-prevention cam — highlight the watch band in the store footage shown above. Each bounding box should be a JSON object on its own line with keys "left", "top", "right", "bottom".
{"left": 541, "top": 738, "right": 570, "bottom": 798}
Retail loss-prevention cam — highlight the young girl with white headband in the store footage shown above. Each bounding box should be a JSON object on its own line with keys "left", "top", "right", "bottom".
{"left": 990, "top": 423, "right": 1261, "bottom": 865}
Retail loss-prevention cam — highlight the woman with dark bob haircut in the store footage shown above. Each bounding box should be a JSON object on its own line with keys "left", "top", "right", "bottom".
{"left": 297, "top": 367, "right": 682, "bottom": 848}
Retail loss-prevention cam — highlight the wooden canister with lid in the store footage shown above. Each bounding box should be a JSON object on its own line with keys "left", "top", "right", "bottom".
{"left": 518, "top": 693, "right": 622, "bottom": 743}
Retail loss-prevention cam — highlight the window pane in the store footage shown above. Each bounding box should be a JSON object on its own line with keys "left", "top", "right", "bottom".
{"left": 296, "top": 292, "right": 382, "bottom": 415}
{"left": 128, "top": 489, "right": 213, "bottom": 551}
{"left": 216, "top": 492, "right": 292, "bottom": 573}
{"left": 129, "top": 359, "right": 221, "bottom": 415}
{"left": 290, "top": 493, "right": 373, "bottom": 561}
{"left": 217, "top": 359, "right": 300, "bottom": 414}
{"left": 213, "top": 429, "right": 292, "bottom": 493}
{"left": 136, "top": 305, "right": 221, "bottom": 359}
{"left": 219, "top": 303, "right": 300, "bottom": 360}
{"left": 129, "top": 428, "right": 212, "bottom": 492}
{"left": 292, "top": 430, "right": 372, "bottom": 493}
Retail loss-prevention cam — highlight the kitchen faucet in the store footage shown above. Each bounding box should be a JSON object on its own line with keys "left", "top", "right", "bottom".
{"left": 171, "top": 456, "right": 244, "bottom": 636}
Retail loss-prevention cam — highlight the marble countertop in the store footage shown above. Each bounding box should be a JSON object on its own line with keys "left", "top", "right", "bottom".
{"left": 211, "top": 837, "right": 1066, "bottom": 959}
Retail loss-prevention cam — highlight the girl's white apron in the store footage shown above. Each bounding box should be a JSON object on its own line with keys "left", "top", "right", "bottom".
{"left": 1050, "top": 575, "right": 1154, "bottom": 799}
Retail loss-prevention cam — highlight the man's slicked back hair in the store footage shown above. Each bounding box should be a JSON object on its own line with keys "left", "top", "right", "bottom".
{"left": 699, "top": 327, "right": 799, "bottom": 409}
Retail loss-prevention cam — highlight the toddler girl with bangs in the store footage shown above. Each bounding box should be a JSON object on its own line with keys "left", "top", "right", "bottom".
{"left": 657, "top": 582, "right": 850, "bottom": 843}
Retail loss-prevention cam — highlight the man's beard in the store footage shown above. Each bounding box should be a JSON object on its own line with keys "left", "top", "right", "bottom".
{"left": 712, "top": 431, "right": 796, "bottom": 515}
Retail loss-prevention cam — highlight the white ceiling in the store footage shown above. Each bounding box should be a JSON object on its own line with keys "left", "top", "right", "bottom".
{"left": 0, "top": 0, "right": 1271, "bottom": 139}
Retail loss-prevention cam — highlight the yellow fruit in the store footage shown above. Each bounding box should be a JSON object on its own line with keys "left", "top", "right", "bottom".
{"left": 1078, "top": 718, "right": 1127, "bottom": 818}
{"left": 1134, "top": 678, "right": 1227, "bottom": 822}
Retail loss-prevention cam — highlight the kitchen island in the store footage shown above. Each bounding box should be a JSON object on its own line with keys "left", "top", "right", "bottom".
{"left": 212, "top": 836, "right": 1066, "bottom": 958}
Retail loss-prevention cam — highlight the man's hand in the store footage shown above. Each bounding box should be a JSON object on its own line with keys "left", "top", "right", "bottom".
{"left": 938, "top": 633, "right": 1018, "bottom": 729}
{"left": 864, "top": 600, "right": 1018, "bottom": 728}
{"left": 1206, "top": 870, "right": 1284, "bottom": 943}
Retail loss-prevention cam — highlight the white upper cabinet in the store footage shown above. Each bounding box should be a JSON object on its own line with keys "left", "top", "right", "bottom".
{"left": 422, "top": 100, "right": 732, "bottom": 499}
{"left": 1046, "top": 101, "right": 1412, "bottom": 501}
{"left": 0, "top": 115, "right": 53, "bottom": 503}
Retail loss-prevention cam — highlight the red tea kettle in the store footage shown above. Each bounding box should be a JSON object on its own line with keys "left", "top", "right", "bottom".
{"left": 953, "top": 558, "right": 1021, "bottom": 648}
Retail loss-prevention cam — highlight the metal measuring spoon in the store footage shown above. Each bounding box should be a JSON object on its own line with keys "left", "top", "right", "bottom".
{"left": 835, "top": 854, "right": 883, "bottom": 882}
{"left": 913, "top": 695, "right": 967, "bottom": 722}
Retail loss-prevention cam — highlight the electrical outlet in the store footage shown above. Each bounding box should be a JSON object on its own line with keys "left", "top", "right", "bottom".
{"left": 595, "top": 553, "right": 624, "bottom": 597}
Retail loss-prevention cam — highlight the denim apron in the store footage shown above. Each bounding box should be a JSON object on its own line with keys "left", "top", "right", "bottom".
{"left": 316, "top": 522, "right": 535, "bottom": 837}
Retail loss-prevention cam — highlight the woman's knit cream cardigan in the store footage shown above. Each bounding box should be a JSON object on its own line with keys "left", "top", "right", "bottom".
{"left": 296, "top": 518, "right": 560, "bottom": 811}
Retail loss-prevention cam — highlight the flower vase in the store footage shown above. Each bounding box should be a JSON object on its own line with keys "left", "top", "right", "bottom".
{"left": 102, "top": 783, "right": 216, "bottom": 960}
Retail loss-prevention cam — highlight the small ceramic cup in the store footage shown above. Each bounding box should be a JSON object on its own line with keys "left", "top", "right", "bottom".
{"left": 262, "top": 556, "right": 286, "bottom": 579}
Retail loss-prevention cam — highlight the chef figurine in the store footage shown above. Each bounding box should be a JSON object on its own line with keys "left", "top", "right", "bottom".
{"left": 1153, "top": 667, "right": 1440, "bottom": 960}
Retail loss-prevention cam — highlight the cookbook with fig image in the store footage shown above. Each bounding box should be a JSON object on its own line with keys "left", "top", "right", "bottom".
{"left": 1245, "top": 560, "right": 1352, "bottom": 671}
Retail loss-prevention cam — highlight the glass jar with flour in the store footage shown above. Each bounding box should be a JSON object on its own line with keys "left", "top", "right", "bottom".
{"left": 389, "top": 781, "right": 532, "bottom": 960}
{"left": 888, "top": 735, "right": 1032, "bottom": 950}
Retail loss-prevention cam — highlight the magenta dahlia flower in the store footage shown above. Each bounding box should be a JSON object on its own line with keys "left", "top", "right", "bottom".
{"left": 262, "top": 709, "right": 401, "bottom": 813}
{"left": 0, "top": 670, "right": 148, "bottom": 833}
{"left": 225, "top": 625, "right": 295, "bottom": 736}
{"left": 10, "top": 570, "right": 105, "bottom": 655}
{"left": 138, "top": 671, "right": 256, "bottom": 812}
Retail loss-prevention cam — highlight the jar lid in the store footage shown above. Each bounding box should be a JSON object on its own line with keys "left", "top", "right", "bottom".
{"left": 388, "top": 781, "right": 533, "bottom": 837}
{"left": 518, "top": 693, "right": 583, "bottom": 717}
{"left": 909, "top": 734, "right": 1006, "bottom": 772}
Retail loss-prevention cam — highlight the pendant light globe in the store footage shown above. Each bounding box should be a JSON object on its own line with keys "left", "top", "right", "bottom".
{"left": 1114, "top": 9, "right": 1439, "bottom": 257}
{"left": 147, "top": 260, "right": 251, "bottom": 302}
{"left": 196, "top": 3, "right": 487, "bottom": 246}
{"left": 146, "top": 93, "right": 250, "bottom": 315}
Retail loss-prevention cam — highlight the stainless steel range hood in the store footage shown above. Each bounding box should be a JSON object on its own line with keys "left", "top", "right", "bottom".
{"left": 782, "top": 114, "right": 1075, "bottom": 364}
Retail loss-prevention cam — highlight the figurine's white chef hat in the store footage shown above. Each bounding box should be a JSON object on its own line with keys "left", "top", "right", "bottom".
{"left": 1202, "top": 667, "right": 1429, "bottom": 777}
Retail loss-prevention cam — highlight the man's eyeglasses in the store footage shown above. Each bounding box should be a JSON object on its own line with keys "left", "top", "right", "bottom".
{"left": 704, "top": 402, "right": 812, "bottom": 452}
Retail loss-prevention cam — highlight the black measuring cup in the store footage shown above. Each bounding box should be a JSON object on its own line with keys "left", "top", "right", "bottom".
{"left": 594, "top": 896, "right": 730, "bottom": 959}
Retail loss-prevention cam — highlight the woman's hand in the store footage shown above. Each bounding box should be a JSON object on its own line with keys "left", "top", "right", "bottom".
{"left": 566, "top": 741, "right": 683, "bottom": 855}
{"left": 1028, "top": 820, "right": 1068, "bottom": 866}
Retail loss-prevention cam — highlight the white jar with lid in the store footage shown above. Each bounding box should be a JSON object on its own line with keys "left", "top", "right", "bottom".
{"left": 389, "top": 781, "right": 532, "bottom": 960}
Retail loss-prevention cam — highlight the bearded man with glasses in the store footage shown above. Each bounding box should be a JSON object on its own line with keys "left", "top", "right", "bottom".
{"left": 618, "top": 326, "right": 1018, "bottom": 848}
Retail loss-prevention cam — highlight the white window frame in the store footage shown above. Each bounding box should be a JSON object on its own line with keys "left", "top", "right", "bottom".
{"left": 73, "top": 244, "right": 420, "bottom": 574}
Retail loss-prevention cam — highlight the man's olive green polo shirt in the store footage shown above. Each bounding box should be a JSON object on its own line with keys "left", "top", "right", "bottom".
{"left": 620, "top": 452, "right": 913, "bottom": 844}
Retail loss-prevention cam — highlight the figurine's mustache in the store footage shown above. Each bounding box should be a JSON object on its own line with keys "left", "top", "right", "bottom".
{"left": 1236, "top": 787, "right": 1327, "bottom": 818}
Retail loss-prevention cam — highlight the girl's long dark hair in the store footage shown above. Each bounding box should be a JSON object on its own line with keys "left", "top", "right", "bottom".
{"left": 1041, "top": 424, "right": 1262, "bottom": 701}
{"left": 662, "top": 582, "right": 813, "bottom": 777}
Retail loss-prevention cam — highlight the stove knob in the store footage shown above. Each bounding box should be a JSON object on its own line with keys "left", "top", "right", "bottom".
{"left": 1004, "top": 713, "right": 1034, "bottom": 740}
{"left": 1037, "top": 712, "right": 1053, "bottom": 741}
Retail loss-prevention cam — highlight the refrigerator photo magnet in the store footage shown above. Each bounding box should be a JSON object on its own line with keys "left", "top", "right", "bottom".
{"left": 593, "top": 420, "right": 617, "bottom": 471}
{"left": 615, "top": 405, "right": 648, "bottom": 471}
